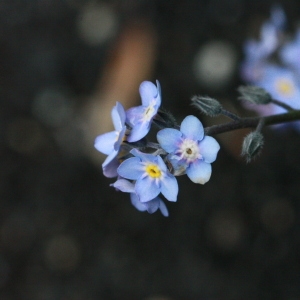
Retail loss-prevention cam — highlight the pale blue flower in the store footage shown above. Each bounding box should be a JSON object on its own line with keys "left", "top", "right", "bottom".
{"left": 94, "top": 102, "right": 126, "bottom": 177}
{"left": 111, "top": 179, "right": 169, "bottom": 216}
{"left": 241, "top": 5, "right": 285, "bottom": 82}
{"left": 126, "top": 80, "right": 161, "bottom": 142}
{"left": 117, "top": 149, "right": 178, "bottom": 203}
{"left": 280, "top": 29, "right": 300, "bottom": 72}
{"left": 157, "top": 115, "right": 220, "bottom": 184}
{"left": 242, "top": 64, "right": 300, "bottom": 131}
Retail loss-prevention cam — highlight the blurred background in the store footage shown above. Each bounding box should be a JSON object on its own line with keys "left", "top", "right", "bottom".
{"left": 1, "top": 0, "right": 300, "bottom": 299}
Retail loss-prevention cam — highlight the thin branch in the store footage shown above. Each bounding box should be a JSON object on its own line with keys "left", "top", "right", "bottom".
{"left": 205, "top": 110, "right": 300, "bottom": 135}
{"left": 221, "top": 109, "right": 241, "bottom": 121}
{"left": 271, "top": 99, "right": 295, "bottom": 111}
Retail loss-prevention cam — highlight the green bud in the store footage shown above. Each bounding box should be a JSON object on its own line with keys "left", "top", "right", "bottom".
{"left": 238, "top": 85, "right": 272, "bottom": 105}
{"left": 241, "top": 131, "right": 264, "bottom": 163}
{"left": 191, "top": 95, "right": 223, "bottom": 117}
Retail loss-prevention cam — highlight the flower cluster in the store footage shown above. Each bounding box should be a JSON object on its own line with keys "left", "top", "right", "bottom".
{"left": 94, "top": 81, "right": 220, "bottom": 216}
{"left": 241, "top": 5, "right": 300, "bottom": 131}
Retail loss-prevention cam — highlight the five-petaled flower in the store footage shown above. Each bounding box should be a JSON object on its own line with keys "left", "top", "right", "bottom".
{"left": 94, "top": 102, "right": 126, "bottom": 177}
{"left": 117, "top": 149, "right": 178, "bottom": 203}
{"left": 157, "top": 115, "right": 220, "bottom": 184}
{"left": 126, "top": 80, "right": 161, "bottom": 142}
{"left": 111, "top": 179, "right": 169, "bottom": 216}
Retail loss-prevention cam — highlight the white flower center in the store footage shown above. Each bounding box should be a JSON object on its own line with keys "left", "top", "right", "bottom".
{"left": 179, "top": 139, "right": 201, "bottom": 163}
{"left": 142, "top": 100, "right": 156, "bottom": 122}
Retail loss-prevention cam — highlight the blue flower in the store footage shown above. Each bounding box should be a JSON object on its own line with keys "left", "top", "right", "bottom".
{"left": 94, "top": 102, "right": 126, "bottom": 177}
{"left": 111, "top": 179, "right": 169, "bottom": 216}
{"left": 280, "top": 29, "right": 300, "bottom": 72}
{"left": 117, "top": 149, "right": 178, "bottom": 203}
{"left": 242, "top": 64, "right": 300, "bottom": 130}
{"left": 157, "top": 115, "right": 220, "bottom": 184}
{"left": 240, "top": 5, "right": 286, "bottom": 82}
{"left": 126, "top": 80, "right": 161, "bottom": 142}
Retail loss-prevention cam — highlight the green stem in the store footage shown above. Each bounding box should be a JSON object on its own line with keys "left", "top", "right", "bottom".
{"left": 271, "top": 99, "right": 294, "bottom": 111}
{"left": 221, "top": 109, "right": 241, "bottom": 121}
{"left": 204, "top": 110, "right": 300, "bottom": 135}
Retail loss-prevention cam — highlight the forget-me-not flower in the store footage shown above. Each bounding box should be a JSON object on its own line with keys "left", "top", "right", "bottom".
{"left": 126, "top": 80, "right": 161, "bottom": 142}
{"left": 157, "top": 115, "right": 220, "bottom": 184}
{"left": 242, "top": 64, "right": 300, "bottom": 131}
{"left": 111, "top": 178, "right": 169, "bottom": 216}
{"left": 240, "top": 5, "right": 285, "bottom": 83}
{"left": 117, "top": 149, "right": 178, "bottom": 203}
{"left": 280, "top": 29, "right": 300, "bottom": 73}
{"left": 94, "top": 102, "right": 126, "bottom": 177}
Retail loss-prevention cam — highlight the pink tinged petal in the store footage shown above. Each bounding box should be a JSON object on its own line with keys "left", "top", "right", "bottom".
{"left": 199, "top": 136, "right": 220, "bottom": 163}
{"left": 139, "top": 81, "right": 160, "bottom": 107}
{"left": 158, "top": 200, "right": 169, "bottom": 217}
{"left": 160, "top": 175, "right": 178, "bottom": 202}
{"left": 135, "top": 176, "right": 160, "bottom": 202}
{"left": 111, "top": 179, "right": 135, "bottom": 193}
{"left": 94, "top": 131, "right": 118, "bottom": 155}
{"left": 127, "top": 121, "right": 150, "bottom": 142}
{"left": 180, "top": 115, "right": 204, "bottom": 141}
{"left": 157, "top": 128, "right": 182, "bottom": 153}
{"left": 130, "top": 193, "right": 147, "bottom": 212}
{"left": 103, "top": 155, "right": 119, "bottom": 178}
{"left": 187, "top": 160, "right": 212, "bottom": 184}
{"left": 117, "top": 157, "right": 143, "bottom": 180}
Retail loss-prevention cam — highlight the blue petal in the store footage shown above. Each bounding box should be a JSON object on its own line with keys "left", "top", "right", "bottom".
{"left": 135, "top": 176, "right": 160, "bottom": 202}
{"left": 199, "top": 136, "right": 220, "bottom": 163}
{"left": 180, "top": 115, "right": 204, "bottom": 141}
{"left": 111, "top": 179, "right": 135, "bottom": 193}
{"left": 158, "top": 199, "right": 169, "bottom": 217}
{"left": 130, "top": 149, "right": 157, "bottom": 163}
{"left": 157, "top": 128, "right": 182, "bottom": 153}
{"left": 144, "top": 198, "right": 160, "bottom": 214}
{"left": 139, "top": 81, "right": 160, "bottom": 107}
{"left": 115, "top": 126, "right": 126, "bottom": 151}
{"left": 112, "top": 102, "right": 126, "bottom": 131}
{"left": 160, "top": 174, "right": 178, "bottom": 202}
{"left": 103, "top": 155, "right": 119, "bottom": 178}
{"left": 186, "top": 160, "right": 212, "bottom": 184}
{"left": 126, "top": 106, "right": 144, "bottom": 127}
{"left": 117, "top": 157, "right": 143, "bottom": 180}
{"left": 167, "top": 154, "right": 187, "bottom": 176}
{"left": 156, "top": 155, "right": 167, "bottom": 173}
{"left": 127, "top": 121, "right": 150, "bottom": 142}
{"left": 94, "top": 131, "right": 117, "bottom": 155}
{"left": 130, "top": 193, "right": 147, "bottom": 212}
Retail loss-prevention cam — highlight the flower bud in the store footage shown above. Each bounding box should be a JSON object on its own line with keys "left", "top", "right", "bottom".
{"left": 241, "top": 131, "right": 264, "bottom": 162}
{"left": 191, "top": 95, "right": 223, "bottom": 117}
{"left": 238, "top": 85, "right": 272, "bottom": 105}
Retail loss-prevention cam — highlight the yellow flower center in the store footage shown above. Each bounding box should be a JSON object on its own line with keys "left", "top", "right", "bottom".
{"left": 276, "top": 79, "right": 295, "bottom": 97}
{"left": 145, "top": 164, "right": 161, "bottom": 178}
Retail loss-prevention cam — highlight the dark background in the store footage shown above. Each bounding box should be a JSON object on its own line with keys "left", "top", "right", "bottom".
{"left": 1, "top": 0, "right": 300, "bottom": 299}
